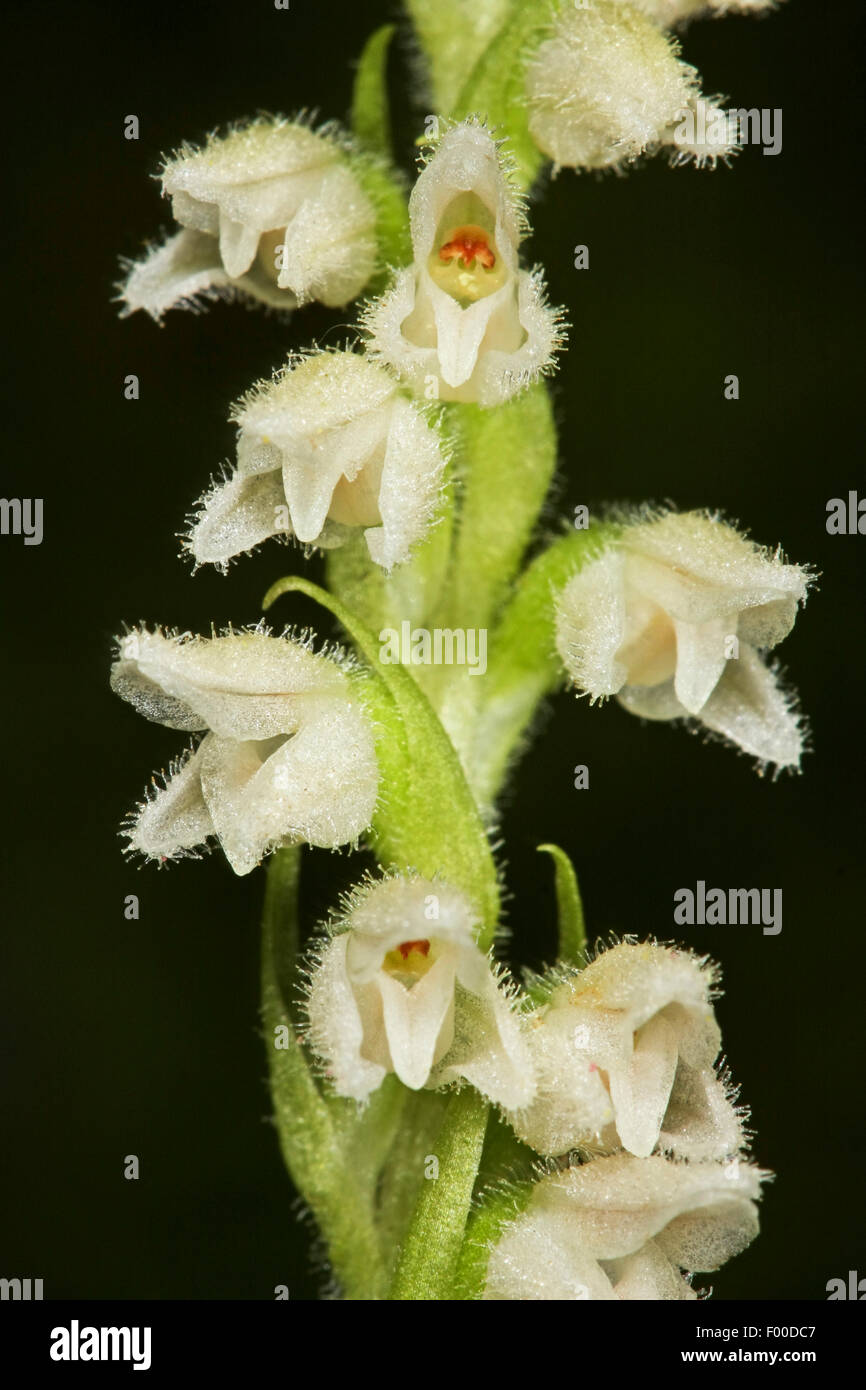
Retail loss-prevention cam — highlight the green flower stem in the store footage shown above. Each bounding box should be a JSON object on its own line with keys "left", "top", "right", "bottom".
{"left": 261, "top": 847, "right": 386, "bottom": 1299}
{"left": 464, "top": 521, "right": 619, "bottom": 808}
{"left": 389, "top": 1088, "right": 490, "bottom": 1300}
{"left": 441, "top": 386, "right": 557, "bottom": 635}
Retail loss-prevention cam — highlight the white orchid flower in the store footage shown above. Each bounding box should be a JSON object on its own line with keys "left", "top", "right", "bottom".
{"left": 631, "top": 1, "right": 781, "bottom": 21}
{"left": 363, "top": 120, "right": 564, "bottom": 407}
{"left": 485, "top": 1152, "right": 766, "bottom": 1300}
{"left": 120, "top": 118, "right": 377, "bottom": 319}
{"left": 111, "top": 626, "right": 378, "bottom": 874}
{"left": 305, "top": 875, "right": 535, "bottom": 1108}
{"left": 555, "top": 509, "right": 813, "bottom": 771}
{"left": 524, "top": 1, "right": 738, "bottom": 172}
{"left": 512, "top": 942, "right": 745, "bottom": 1161}
{"left": 187, "top": 350, "right": 446, "bottom": 572}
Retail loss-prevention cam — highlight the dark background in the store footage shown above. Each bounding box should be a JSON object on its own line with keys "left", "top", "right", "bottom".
{"left": 2, "top": 0, "right": 863, "bottom": 1300}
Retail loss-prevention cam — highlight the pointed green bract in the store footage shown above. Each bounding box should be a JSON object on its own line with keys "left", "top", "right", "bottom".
{"left": 263, "top": 574, "right": 501, "bottom": 946}
{"left": 453, "top": 0, "right": 557, "bottom": 190}
{"left": 389, "top": 1087, "right": 490, "bottom": 1300}
{"left": 405, "top": 0, "right": 517, "bottom": 115}
{"left": 538, "top": 842, "right": 587, "bottom": 965}
{"left": 351, "top": 24, "right": 397, "bottom": 159}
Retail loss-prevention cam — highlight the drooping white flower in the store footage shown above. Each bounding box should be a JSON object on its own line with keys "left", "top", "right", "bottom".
{"left": 111, "top": 626, "right": 378, "bottom": 874}
{"left": 363, "top": 121, "right": 564, "bottom": 407}
{"left": 555, "top": 510, "right": 813, "bottom": 771}
{"left": 187, "top": 350, "right": 446, "bottom": 572}
{"left": 119, "top": 118, "right": 378, "bottom": 320}
{"left": 524, "top": 1, "right": 738, "bottom": 172}
{"left": 485, "top": 1153, "right": 766, "bottom": 1300}
{"left": 512, "top": 942, "right": 744, "bottom": 1161}
{"left": 305, "top": 875, "right": 535, "bottom": 1108}
{"left": 630, "top": 0, "right": 781, "bottom": 22}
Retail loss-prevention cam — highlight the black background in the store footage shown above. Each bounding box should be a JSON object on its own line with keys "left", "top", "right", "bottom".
{"left": 2, "top": 0, "right": 863, "bottom": 1300}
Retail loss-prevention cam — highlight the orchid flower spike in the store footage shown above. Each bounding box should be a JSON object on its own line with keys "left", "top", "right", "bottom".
{"left": 119, "top": 117, "right": 378, "bottom": 320}
{"left": 555, "top": 509, "right": 813, "bottom": 772}
{"left": 111, "top": 626, "right": 378, "bottom": 874}
{"left": 363, "top": 120, "right": 565, "bottom": 406}
{"left": 305, "top": 875, "right": 535, "bottom": 1108}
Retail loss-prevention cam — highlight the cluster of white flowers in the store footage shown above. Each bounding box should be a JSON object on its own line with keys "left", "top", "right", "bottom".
{"left": 302, "top": 877, "right": 765, "bottom": 1299}
{"left": 111, "top": 0, "right": 797, "bottom": 1296}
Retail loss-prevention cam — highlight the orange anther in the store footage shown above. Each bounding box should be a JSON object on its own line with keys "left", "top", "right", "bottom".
{"left": 397, "top": 939, "right": 431, "bottom": 959}
{"left": 438, "top": 224, "right": 495, "bottom": 270}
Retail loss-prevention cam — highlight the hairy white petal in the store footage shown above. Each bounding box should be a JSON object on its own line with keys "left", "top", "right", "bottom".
{"left": 307, "top": 937, "right": 387, "bottom": 1102}
{"left": 544, "top": 1154, "right": 762, "bottom": 1265}
{"left": 555, "top": 550, "right": 629, "bottom": 699}
{"left": 698, "top": 644, "right": 805, "bottom": 770}
{"left": 113, "top": 628, "right": 346, "bottom": 740}
{"left": 275, "top": 163, "right": 377, "bottom": 306}
{"left": 119, "top": 229, "right": 238, "bottom": 322}
{"left": 485, "top": 1204, "right": 617, "bottom": 1301}
{"left": 603, "top": 1241, "right": 697, "bottom": 1300}
{"left": 487, "top": 1154, "right": 765, "bottom": 1300}
{"left": 631, "top": 0, "right": 780, "bottom": 21}
{"left": 188, "top": 468, "right": 289, "bottom": 568}
{"left": 126, "top": 742, "right": 214, "bottom": 861}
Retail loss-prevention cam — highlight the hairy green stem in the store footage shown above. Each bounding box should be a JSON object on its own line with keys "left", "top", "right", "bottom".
{"left": 261, "top": 847, "right": 386, "bottom": 1299}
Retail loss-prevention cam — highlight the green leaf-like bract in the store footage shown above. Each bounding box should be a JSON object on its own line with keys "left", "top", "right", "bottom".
{"left": 538, "top": 842, "right": 587, "bottom": 965}
{"left": 263, "top": 574, "right": 501, "bottom": 947}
